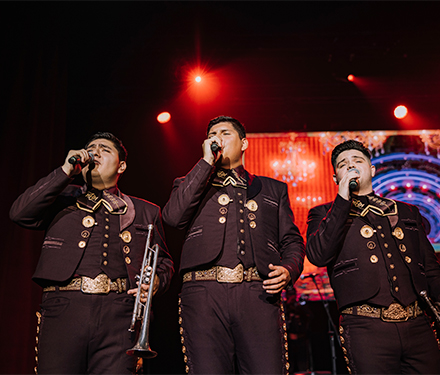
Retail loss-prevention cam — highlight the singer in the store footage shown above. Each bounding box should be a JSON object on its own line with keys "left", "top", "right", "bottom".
{"left": 306, "top": 140, "right": 440, "bottom": 373}
{"left": 10, "top": 132, "right": 174, "bottom": 374}
{"left": 162, "top": 115, "right": 305, "bottom": 374}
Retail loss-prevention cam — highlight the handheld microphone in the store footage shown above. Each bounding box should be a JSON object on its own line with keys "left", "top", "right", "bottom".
{"left": 300, "top": 273, "right": 317, "bottom": 280}
{"left": 68, "top": 151, "right": 94, "bottom": 166}
{"left": 211, "top": 142, "right": 221, "bottom": 154}
{"left": 348, "top": 168, "right": 360, "bottom": 191}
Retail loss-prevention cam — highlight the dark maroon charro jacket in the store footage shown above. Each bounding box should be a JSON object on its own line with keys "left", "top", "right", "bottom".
{"left": 162, "top": 158, "right": 305, "bottom": 282}
{"left": 306, "top": 194, "right": 440, "bottom": 309}
{"left": 10, "top": 167, "right": 174, "bottom": 293}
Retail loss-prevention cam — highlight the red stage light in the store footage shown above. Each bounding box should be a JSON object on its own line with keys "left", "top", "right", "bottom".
{"left": 185, "top": 67, "right": 221, "bottom": 104}
{"left": 394, "top": 105, "right": 408, "bottom": 119}
{"left": 157, "top": 112, "right": 171, "bottom": 124}
{"left": 347, "top": 74, "right": 354, "bottom": 82}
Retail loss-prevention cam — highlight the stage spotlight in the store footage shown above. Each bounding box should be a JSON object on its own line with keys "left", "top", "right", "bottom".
{"left": 394, "top": 105, "right": 408, "bottom": 119}
{"left": 347, "top": 74, "right": 354, "bottom": 82}
{"left": 185, "top": 67, "right": 221, "bottom": 104}
{"left": 157, "top": 112, "right": 171, "bottom": 124}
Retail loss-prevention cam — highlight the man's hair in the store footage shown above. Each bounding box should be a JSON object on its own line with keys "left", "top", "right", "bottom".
{"left": 207, "top": 115, "right": 246, "bottom": 139}
{"left": 85, "top": 132, "right": 127, "bottom": 162}
{"left": 331, "top": 139, "right": 371, "bottom": 171}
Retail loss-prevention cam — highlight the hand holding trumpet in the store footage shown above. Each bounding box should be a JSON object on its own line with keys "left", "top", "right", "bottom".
{"left": 127, "top": 276, "right": 160, "bottom": 303}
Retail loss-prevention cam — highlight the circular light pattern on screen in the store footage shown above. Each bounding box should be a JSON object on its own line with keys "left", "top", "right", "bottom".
{"left": 372, "top": 153, "right": 440, "bottom": 244}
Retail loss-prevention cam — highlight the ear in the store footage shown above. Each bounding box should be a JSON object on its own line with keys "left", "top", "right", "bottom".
{"left": 333, "top": 174, "right": 339, "bottom": 185}
{"left": 241, "top": 138, "right": 249, "bottom": 152}
{"left": 370, "top": 164, "right": 376, "bottom": 178}
{"left": 118, "top": 161, "right": 127, "bottom": 174}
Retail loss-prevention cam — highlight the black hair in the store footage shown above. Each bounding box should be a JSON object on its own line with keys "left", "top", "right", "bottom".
{"left": 207, "top": 115, "right": 246, "bottom": 139}
{"left": 331, "top": 139, "right": 371, "bottom": 171}
{"left": 85, "top": 132, "right": 127, "bottom": 162}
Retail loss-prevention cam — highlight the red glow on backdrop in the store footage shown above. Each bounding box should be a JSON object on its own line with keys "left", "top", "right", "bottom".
{"left": 394, "top": 105, "right": 408, "bottom": 119}
{"left": 245, "top": 135, "right": 338, "bottom": 238}
{"left": 347, "top": 74, "right": 354, "bottom": 82}
{"left": 157, "top": 112, "right": 171, "bottom": 123}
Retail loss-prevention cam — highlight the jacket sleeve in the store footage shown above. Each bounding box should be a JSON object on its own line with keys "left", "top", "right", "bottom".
{"left": 278, "top": 183, "right": 306, "bottom": 283}
{"left": 162, "top": 159, "right": 214, "bottom": 229}
{"left": 9, "top": 167, "right": 74, "bottom": 230}
{"left": 152, "top": 206, "right": 174, "bottom": 295}
{"left": 306, "top": 194, "right": 352, "bottom": 267}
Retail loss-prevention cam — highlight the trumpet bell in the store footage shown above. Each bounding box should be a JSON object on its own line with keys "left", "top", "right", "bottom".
{"left": 126, "top": 344, "right": 157, "bottom": 358}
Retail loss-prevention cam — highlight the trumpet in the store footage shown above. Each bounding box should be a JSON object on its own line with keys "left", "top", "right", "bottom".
{"left": 420, "top": 290, "right": 440, "bottom": 328}
{"left": 127, "top": 224, "right": 159, "bottom": 358}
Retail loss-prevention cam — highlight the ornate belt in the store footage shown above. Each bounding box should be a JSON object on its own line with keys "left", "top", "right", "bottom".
{"left": 43, "top": 274, "right": 128, "bottom": 294}
{"left": 341, "top": 301, "right": 423, "bottom": 322}
{"left": 183, "top": 264, "right": 262, "bottom": 283}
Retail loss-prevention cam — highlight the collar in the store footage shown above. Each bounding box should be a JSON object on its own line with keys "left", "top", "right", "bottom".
{"left": 76, "top": 186, "right": 128, "bottom": 214}
{"left": 211, "top": 165, "right": 247, "bottom": 189}
{"left": 350, "top": 192, "right": 398, "bottom": 218}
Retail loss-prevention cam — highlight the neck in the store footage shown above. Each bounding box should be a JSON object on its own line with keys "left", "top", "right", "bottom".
{"left": 218, "top": 161, "right": 243, "bottom": 170}
{"left": 90, "top": 181, "right": 118, "bottom": 191}
{"left": 352, "top": 189, "right": 374, "bottom": 197}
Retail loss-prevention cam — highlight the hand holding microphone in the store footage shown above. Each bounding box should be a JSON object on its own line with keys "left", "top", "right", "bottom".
{"left": 202, "top": 137, "right": 222, "bottom": 166}
{"left": 68, "top": 151, "right": 94, "bottom": 166}
{"left": 62, "top": 150, "right": 94, "bottom": 177}
{"left": 337, "top": 167, "right": 360, "bottom": 201}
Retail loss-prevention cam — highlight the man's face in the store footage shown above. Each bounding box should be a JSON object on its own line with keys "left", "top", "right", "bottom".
{"left": 208, "top": 122, "right": 248, "bottom": 169}
{"left": 82, "top": 138, "right": 126, "bottom": 188}
{"left": 333, "top": 149, "right": 375, "bottom": 194}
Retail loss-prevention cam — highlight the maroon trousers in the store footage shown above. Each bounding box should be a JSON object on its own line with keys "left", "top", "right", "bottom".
{"left": 339, "top": 313, "right": 440, "bottom": 374}
{"left": 36, "top": 290, "right": 137, "bottom": 374}
{"left": 179, "top": 280, "right": 289, "bottom": 374}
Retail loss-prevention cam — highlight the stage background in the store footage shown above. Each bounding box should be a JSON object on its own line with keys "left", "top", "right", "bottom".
{"left": 2, "top": 2, "right": 440, "bottom": 374}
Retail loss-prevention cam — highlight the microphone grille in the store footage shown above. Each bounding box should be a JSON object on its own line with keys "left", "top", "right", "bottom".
{"left": 88, "top": 152, "right": 95, "bottom": 162}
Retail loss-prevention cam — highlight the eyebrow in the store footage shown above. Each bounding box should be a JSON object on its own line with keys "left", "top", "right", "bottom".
{"left": 87, "top": 143, "right": 114, "bottom": 151}
{"left": 208, "top": 128, "right": 233, "bottom": 136}
{"left": 336, "top": 155, "right": 365, "bottom": 167}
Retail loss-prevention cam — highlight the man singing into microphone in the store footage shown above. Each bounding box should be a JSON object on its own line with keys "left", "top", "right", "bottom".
{"left": 306, "top": 139, "right": 440, "bottom": 373}
{"left": 10, "top": 132, "right": 174, "bottom": 374}
{"left": 162, "top": 115, "right": 305, "bottom": 374}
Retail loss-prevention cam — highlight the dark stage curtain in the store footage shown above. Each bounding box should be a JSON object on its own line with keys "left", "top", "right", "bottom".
{"left": 0, "top": 32, "right": 68, "bottom": 373}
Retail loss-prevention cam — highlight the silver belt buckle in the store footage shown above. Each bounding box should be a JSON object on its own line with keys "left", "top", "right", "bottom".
{"left": 217, "top": 264, "right": 244, "bottom": 283}
{"left": 80, "top": 274, "right": 111, "bottom": 294}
